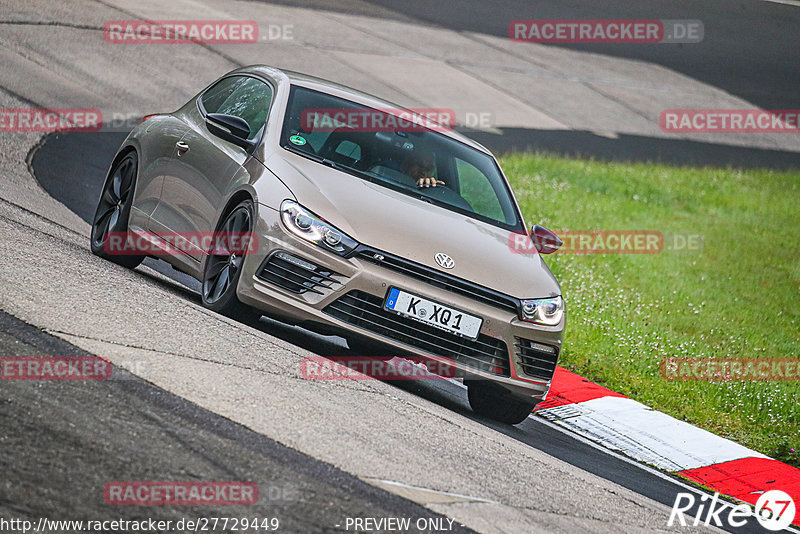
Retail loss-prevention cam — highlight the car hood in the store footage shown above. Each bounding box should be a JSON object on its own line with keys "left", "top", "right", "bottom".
{"left": 262, "top": 150, "right": 561, "bottom": 299}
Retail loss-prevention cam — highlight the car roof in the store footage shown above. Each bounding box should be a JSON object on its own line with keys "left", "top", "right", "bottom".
{"left": 239, "top": 65, "right": 493, "bottom": 155}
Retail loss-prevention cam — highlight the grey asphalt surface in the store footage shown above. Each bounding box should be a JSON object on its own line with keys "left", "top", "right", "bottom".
{"left": 27, "top": 129, "right": 771, "bottom": 534}
{"left": 284, "top": 0, "right": 800, "bottom": 112}
{"left": 0, "top": 309, "right": 475, "bottom": 534}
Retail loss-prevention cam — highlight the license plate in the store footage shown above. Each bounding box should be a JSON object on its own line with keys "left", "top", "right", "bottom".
{"left": 384, "top": 287, "right": 483, "bottom": 340}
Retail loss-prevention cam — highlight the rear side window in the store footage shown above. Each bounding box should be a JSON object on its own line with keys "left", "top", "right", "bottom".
{"left": 201, "top": 76, "right": 273, "bottom": 141}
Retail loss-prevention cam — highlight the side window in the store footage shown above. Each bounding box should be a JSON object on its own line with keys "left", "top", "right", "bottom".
{"left": 455, "top": 158, "right": 504, "bottom": 220}
{"left": 200, "top": 76, "right": 273, "bottom": 141}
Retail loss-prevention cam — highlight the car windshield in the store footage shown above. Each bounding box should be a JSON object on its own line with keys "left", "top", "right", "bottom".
{"left": 280, "top": 86, "right": 524, "bottom": 231}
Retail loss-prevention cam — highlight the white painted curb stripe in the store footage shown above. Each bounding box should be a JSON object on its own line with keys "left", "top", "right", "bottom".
{"left": 537, "top": 396, "right": 769, "bottom": 471}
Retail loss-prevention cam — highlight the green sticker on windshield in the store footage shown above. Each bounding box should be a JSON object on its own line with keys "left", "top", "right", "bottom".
{"left": 289, "top": 135, "right": 306, "bottom": 146}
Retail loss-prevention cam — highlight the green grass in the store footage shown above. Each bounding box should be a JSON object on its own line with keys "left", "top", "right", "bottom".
{"left": 500, "top": 153, "right": 800, "bottom": 467}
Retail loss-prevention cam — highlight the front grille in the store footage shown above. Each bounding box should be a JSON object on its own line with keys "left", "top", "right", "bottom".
{"left": 324, "top": 290, "right": 510, "bottom": 377}
{"left": 515, "top": 338, "right": 559, "bottom": 381}
{"left": 257, "top": 251, "right": 341, "bottom": 295}
{"left": 355, "top": 246, "right": 519, "bottom": 315}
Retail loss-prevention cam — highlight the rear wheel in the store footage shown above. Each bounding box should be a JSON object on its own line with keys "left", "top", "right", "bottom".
{"left": 467, "top": 381, "right": 537, "bottom": 425}
{"left": 90, "top": 152, "right": 144, "bottom": 269}
{"left": 201, "top": 199, "right": 260, "bottom": 322}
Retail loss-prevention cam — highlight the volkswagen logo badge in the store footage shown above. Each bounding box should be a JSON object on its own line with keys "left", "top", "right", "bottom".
{"left": 434, "top": 253, "right": 455, "bottom": 269}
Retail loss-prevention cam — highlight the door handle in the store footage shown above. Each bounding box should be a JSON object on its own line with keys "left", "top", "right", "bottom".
{"left": 176, "top": 141, "right": 190, "bottom": 153}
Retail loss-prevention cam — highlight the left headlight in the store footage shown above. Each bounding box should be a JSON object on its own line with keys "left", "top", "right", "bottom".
{"left": 280, "top": 199, "right": 359, "bottom": 256}
{"left": 519, "top": 296, "right": 564, "bottom": 326}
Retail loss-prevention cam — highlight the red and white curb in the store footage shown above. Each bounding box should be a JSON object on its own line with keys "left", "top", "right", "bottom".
{"left": 534, "top": 367, "right": 800, "bottom": 527}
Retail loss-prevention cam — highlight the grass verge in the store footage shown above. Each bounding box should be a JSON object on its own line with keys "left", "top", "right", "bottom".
{"left": 501, "top": 153, "right": 799, "bottom": 467}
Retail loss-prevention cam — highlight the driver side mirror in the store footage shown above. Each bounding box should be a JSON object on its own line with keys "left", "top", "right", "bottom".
{"left": 205, "top": 113, "right": 255, "bottom": 150}
{"left": 530, "top": 225, "right": 562, "bottom": 254}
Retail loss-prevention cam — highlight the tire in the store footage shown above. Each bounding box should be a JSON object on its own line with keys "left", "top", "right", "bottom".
{"left": 90, "top": 152, "right": 145, "bottom": 269}
{"left": 201, "top": 199, "right": 260, "bottom": 322}
{"left": 467, "top": 381, "right": 537, "bottom": 425}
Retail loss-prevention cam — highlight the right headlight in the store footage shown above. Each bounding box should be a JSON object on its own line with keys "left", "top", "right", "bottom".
{"left": 519, "top": 296, "right": 564, "bottom": 326}
{"left": 280, "top": 200, "right": 358, "bottom": 256}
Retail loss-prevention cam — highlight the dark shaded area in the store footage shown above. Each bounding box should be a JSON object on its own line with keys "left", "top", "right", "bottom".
{"left": 255, "top": 0, "right": 800, "bottom": 113}
{"left": 0, "top": 310, "right": 474, "bottom": 533}
{"left": 35, "top": 132, "right": 124, "bottom": 224}
{"left": 34, "top": 131, "right": 202, "bottom": 290}
{"left": 460, "top": 127, "right": 800, "bottom": 170}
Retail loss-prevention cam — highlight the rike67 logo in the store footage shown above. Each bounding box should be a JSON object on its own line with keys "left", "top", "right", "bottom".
{"left": 669, "top": 490, "right": 796, "bottom": 531}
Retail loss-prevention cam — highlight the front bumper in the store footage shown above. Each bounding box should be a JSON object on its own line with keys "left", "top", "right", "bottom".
{"left": 237, "top": 205, "right": 564, "bottom": 402}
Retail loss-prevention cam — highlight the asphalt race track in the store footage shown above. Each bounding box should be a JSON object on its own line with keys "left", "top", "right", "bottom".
{"left": 0, "top": 310, "right": 474, "bottom": 534}
{"left": 460, "top": 128, "right": 800, "bottom": 170}
{"left": 1, "top": 0, "right": 799, "bottom": 532}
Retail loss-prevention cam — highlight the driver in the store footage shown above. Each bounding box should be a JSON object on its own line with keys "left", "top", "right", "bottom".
{"left": 403, "top": 149, "right": 445, "bottom": 188}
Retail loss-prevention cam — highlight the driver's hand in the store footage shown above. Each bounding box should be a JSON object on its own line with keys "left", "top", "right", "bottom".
{"left": 416, "top": 177, "right": 445, "bottom": 188}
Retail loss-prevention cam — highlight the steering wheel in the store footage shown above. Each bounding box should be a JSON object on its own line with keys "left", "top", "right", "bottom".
{"left": 417, "top": 183, "right": 473, "bottom": 211}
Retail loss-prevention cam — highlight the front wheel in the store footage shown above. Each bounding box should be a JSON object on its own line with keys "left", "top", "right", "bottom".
{"left": 90, "top": 152, "right": 144, "bottom": 269}
{"left": 467, "top": 381, "right": 537, "bottom": 425}
{"left": 201, "top": 199, "right": 260, "bottom": 322}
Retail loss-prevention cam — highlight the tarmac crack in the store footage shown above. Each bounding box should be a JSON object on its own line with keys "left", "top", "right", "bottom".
{"left": 325, "top": 13, "right": 567, "bottom": 129}
{"left": 45, "top": 329, "right": 396, "bottom": 397}
{"left": 0, "top": 21, "right": 103, "bottom": 31}
{"left": 90, "top": 0, "right": 243, "bottom": 68}
{"left": 46, "top": 328, "right": 306, "bottom": 378}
